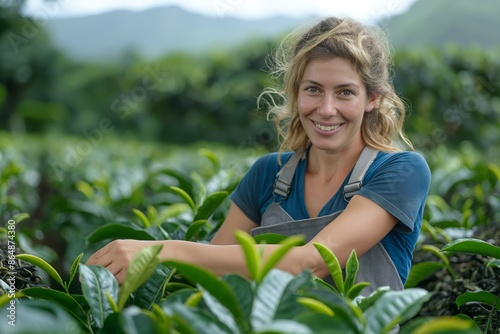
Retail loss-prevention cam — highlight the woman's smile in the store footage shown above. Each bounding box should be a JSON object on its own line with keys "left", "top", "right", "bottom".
{"left": 298, "top": 57, "right": 376, "bottom": 153}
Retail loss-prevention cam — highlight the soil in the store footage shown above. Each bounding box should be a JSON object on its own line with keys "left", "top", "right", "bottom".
{"left": 412, "top": 222, "right": 500, "bottom": 333}
{"left": 0, "top": 239, "right": 45, "bottom": 293}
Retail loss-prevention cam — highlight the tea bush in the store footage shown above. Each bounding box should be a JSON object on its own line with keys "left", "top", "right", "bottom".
{"left": 0, "top": 133, "right": 498, "bottom": 333}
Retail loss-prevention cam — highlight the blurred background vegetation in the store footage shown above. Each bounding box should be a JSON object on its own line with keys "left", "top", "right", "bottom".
{"left": 0, "top": 0, "right": 499, "bottom": 288}
{"left": 1, "top": 0, "right": 499, "bottom": 149}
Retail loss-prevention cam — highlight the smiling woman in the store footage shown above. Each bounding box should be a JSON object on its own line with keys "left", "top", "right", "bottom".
{"left": 86, "top": 17, "right": 431, "bottom": 333}
{"left": 297, "top": 57, "right": 377, "bottom": 154}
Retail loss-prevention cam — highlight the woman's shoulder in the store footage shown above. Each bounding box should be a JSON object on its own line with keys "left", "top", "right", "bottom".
{"left": 251, "top": 151, "right": 296, "bottom": 169}
{"left": 239, "top": 151, "right": 298, "bottom": 191}
{"left": 377, "top": 150, "right": 429, "bottom": 166}
{"left": 373, "top": 150, "right": 431, "bottom": 178}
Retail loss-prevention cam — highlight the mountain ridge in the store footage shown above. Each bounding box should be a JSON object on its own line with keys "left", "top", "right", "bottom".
{"left": 44, "top": 5, "right": 304, "bottom": 61}
{"left": 42, "top": 1, "right": 500, "bottom": 62}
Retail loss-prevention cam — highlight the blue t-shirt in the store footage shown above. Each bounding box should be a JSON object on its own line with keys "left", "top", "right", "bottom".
{"left": 230, "top": 150, "right": 431, "bottom": 283}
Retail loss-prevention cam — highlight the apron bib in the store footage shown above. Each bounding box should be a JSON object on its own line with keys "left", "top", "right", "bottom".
{"left": 251, "top": 146, "right": 404, "bottom": 296}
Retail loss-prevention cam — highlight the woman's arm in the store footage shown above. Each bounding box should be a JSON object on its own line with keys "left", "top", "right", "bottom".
{"left": 86, "top": 196, "right": 397, "bottom": 284}
{"left": 209, "top": 203, "right": 259, "bottom": 245}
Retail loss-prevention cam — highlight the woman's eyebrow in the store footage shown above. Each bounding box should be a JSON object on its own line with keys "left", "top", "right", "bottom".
{"left": 301, "top": 79, "right": 360, "bottom": 89}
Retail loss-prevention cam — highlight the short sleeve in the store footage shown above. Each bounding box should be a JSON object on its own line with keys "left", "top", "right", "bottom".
{"left": 356, "top": 151, "right": 431, "bottom": 232}
{"left": 230, "top": 153, "right": 282, "bottom": 224}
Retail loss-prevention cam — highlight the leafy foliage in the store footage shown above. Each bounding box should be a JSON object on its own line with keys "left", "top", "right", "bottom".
{"left": 0, "top": 238, "right": 481, "bottom": 334}
{"left": 0, "top": 5, "right": 499, "bottom": 332}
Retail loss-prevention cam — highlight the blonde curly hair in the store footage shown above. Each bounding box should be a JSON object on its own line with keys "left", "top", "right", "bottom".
{"left": 260, "top": 17, "right": 413, "bottom": 156}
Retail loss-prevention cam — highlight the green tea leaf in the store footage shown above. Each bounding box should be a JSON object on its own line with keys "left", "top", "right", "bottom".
{"left": 356, "top": 286, "right": 390, "bottom": 312}
{"left": 153, "top": 203, "right": 191, "bottom": 225}
{"left": 224, "top": 274, "right": 254, "bottom": 323}
{"left": 86, "top": 223, "right": 156, "bottom": 247}
{"left": 293, "top": 312, "right": 350, "bottom": 334}
{"left": 20, "top": 287, "right": 87, "bottom": 324}
{"left": 442, "top": 238, "right": 500, "bottom": 259}
{"left": 488, "top": 163, "right": 500, "bottom": 186}
{"left": 147, "top": 205, "right": 158, "bottom": 224}
{"left": 252, "top": 269, "right": 294, "bottom": 329}
{"left": 303, "top": 289, "right": 363, "bottom": 333}
{"left": 347, "top": 282, "right": 370, "bottom": 300}
{"left": 133, "top": 264, "right": 173, "bottom": 310}
{"left": 423, "top": 244, "right": 450, "bottom": 265}
{"left": 169, "top": 186, "right": 196, "bottom": 212}
{"left": 234, "top": 230, "right": 261, "bottom": 282}
{"left": 364, "top": 288, "right": 430, "bottom": 334}
{"left": 297, "top": 297, "right": 334, "bottom": 316}
{"left": 426, "top": 194, "right": 451, "bottom": 212}
{"left": 423, "top": 244, "right": 457, "bottom": 278}
{"left": 160, "top": 168, "right": 194, "bottom": 196}
{"left": 411, "top": 316, "right": 479, "bottom": 334}
{"left": 0, "top": 299, "right": 86, "bottom": 334}
{"left": 133, "top": 208, "right": 151, "bottom": 228}
{"left": 313, "top": 243, "right": 344, "bottom": 294}
{"left": 0, "top": 291, "right": 24, "bottom": 308}
{"left": 100, "top": 306, "right": 162, "bottom": 333}
{"left": 151, "top": 303, "right": 171, "bottom": 329}
{"left": 253, "top": 233, "right": 292, "bottom": 245}
{"left": 105, "top": 291, "right": 119, "bottom": 313}
{"left": 10, "top": 212, "right": 30, "bottom": 224}
{"left": 117, "top": 244, "right": 163, "bottom": 310}
{"left": 404, "top": 261, "right": 444, "bottom": 288}
{"left": 185, "top": 291, "right": 203, "bottom": 307}
{"left": 487, "top": 259, "right": 500, "bottom": 268}
{"left": 260, "top": 235, "right": 304, "bottom": 281}
{"left": 198, "top": 148, "right": 220, "bottom": 172}
{"left": 456, "top": 291, "right": 500, "bottom": 311}
{"left": 193, "top": 191, "right": 228, "bottom": 221}
{"left": 191, "top": 172, "right": 207, "bottom": 207}
{"left": 79, "top": 264, "right": 118, "bottom": 328}
{"left": 163, "top": 302, "right": 234, "bottom": 334}
{"left": 75, "top": 180, "right": 94, "bottom": 199}
{"left": 16, "top": 253, "right": 64, "bottom": 288}
{"left": 344, "top": 250, "right": 358, "bottom": 294}
{"left": 185, "top": 220, "right": 209, "bottom": 241}
{"left": 163, "top": 260, "right": 246, "bottom": 331}
{"left": 68, "top": 253, "right": 84, "bottom": 288}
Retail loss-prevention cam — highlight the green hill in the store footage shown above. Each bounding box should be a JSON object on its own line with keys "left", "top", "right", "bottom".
{"left": 42, "top": 1, "right": 500, "bottom": 61}
{"left": 380, "top": 0, "right": 500, "bottom": 49}
{"left": 44, "top": 5, "right": 301, "bottom": 61}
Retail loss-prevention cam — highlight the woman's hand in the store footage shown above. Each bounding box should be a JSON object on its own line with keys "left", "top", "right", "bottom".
{"left": 85, "top": 239, "right": 155, "bottom": 284}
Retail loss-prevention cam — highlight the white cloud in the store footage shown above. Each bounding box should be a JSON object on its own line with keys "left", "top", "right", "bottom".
{"left": 24, "top": 0, "right": 417, "bottom": 23}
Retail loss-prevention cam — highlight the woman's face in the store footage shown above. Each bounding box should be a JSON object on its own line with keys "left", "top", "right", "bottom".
{"left": 297, "top": 57, "right": 376, "bottom": 154}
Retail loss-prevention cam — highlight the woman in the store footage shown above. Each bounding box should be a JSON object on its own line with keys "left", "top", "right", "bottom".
{"left": 86, "top": 17, "right": 431, "bottom": 295}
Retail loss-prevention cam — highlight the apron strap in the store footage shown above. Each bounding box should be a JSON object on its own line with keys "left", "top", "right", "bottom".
{"left": 272, "top": 146, "right": 379, "bottom": 200}
{"left": 273, "top": 150, "right": 303, "bottom": 198}
{"left": 344, "top": 146, "right": 379, "bottom": 200}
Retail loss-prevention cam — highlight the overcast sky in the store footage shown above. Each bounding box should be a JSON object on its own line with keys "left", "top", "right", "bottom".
{"left": 24, "top": 0, "right": 417, "bottom": 22}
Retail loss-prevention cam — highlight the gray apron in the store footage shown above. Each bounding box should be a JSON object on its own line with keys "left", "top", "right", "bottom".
{"left": 250, "top": 146, "right": 404, "bottom": 296}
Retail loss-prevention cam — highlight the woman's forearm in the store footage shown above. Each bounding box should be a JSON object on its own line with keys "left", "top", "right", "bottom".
{"left": 160, "top": 240, "right": 325, "bottom": 278}
{"left": 85, "top": 238, "right": 327, "bottom": 284}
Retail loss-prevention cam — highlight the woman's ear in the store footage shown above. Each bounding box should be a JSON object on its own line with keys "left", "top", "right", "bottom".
{"left": 365, "top": 92, "right": 378, "bottom": 113}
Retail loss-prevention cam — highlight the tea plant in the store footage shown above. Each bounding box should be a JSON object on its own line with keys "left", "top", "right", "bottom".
{"left": 408, "top": 144, "right": 500, "bottom": 333}
{"left": 1, "top": 134, "right": 498, "bottom": 332}
{"left": 441, "top": 238, "right": 500, "bottom": 334}
{"left": 0, "top": 232, "right": 481, "bottom": 333}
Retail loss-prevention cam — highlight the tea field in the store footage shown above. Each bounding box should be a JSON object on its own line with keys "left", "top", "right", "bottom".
{"left": 0, "top": 133, "right": 499, "bottom": 333}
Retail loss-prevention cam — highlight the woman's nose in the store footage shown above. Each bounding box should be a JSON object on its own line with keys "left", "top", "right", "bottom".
{"left": 318, "top": 94, "right": 337, "bottom": 118}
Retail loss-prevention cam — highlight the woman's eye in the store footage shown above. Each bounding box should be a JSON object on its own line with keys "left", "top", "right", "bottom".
{"left": 305, "top": 86, "right": 320, "bottom": 93}
{"left": 340, "top": 90, "right": 354, "bottom": 96}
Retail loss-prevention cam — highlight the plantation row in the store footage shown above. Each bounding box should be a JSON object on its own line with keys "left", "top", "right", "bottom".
{"left": 0, "top": 133, "right": 499, "bottom": 333}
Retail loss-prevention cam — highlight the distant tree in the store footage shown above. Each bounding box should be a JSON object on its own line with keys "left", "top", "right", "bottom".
{"left": 0, "top": 0, "right": 62, "bottom": 132}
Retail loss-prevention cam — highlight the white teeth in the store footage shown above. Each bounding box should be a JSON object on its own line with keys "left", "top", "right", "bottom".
{"left": 314, "top": 122, "right": 340, "bottom": 131}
